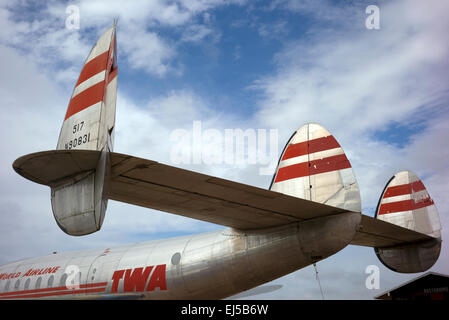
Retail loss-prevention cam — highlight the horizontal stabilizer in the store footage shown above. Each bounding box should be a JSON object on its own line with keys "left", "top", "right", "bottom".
{"left": 13, "top": 150, "right": 348, "bottom": 230}
{"left": 351, "top": 214, "right": 436, "bottom": 248}
{"left": 13, "top": 150, "right": 101, "bottom": 187}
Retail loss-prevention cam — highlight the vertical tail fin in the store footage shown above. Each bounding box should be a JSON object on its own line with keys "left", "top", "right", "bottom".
{"left": 376, "top": 170, "right": 441, "bottom": 238}
{"left": 374, "top": 171, "right": 442, "bottom": 272}
{"left": 51, "top": 24, "right": 118, "bottom": 236}
{"left": 270, "top": 123, "right": 361, "bottom": 213}
{"left": 56, "top": 24, "right": 117, "bottom": 152}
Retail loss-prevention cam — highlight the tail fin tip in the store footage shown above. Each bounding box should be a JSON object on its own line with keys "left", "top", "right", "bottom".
{"left": 270, "top": 122, "right": 361, "bottom": 213}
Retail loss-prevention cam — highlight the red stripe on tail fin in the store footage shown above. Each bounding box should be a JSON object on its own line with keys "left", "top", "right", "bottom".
{"left": 64, "top": 81, "right": 105, "bottom": 120}
{"left": 75, "top": 51, "right": 109, "bottom": 86}
{"left": 281, "top": 135, "right": 340, "bottom": 161}
{"left": 383, "top": 180, "right": 426, "bottom": 198}
{"left": 275, "top": 153, "right": 351, "bottom": 183}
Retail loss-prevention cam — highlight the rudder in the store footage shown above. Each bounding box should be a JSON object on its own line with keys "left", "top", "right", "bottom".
{"left": 51, "top": 23, "right": 118, "bottom": 236}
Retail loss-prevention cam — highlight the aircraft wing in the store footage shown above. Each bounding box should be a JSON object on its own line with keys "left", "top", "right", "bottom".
{"left": 13, "top": 150, "right": 346, "bottom": 229}
{"left": 108, "top": 152, "right": 347, "bottom": 229}
{"left": 351, "top": 214, "right": 435, "bottom": 248}
{"left": 108, "top": 154, "right": 441, "bottom": 247}
{"left": 12, "top": 150, "right": 438, "bottom": 247}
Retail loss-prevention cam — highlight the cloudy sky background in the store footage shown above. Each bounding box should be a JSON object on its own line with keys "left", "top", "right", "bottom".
{"left": 0, "top": 0, "right": 448, "bottom": 299}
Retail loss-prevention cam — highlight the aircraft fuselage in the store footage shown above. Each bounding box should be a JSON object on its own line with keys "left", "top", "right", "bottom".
{"left": 0, "top": 212, "right": 359, "bottom": 299}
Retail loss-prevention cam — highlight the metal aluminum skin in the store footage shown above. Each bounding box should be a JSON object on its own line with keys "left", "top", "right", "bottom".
{"left": 0, "top": 213, "right": 360, "bottom": 300}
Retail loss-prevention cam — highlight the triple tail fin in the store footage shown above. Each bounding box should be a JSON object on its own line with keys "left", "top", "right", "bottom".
{"left": 51, "top": 24, "right": 118, "bottom": 235}
{"left": 270, "top": 123, "right": 361, "bottom": 213}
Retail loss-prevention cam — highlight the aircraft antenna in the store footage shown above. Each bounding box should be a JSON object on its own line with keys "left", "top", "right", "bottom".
{"left": 313, "top": 263, "right": 325, "bottom": 300}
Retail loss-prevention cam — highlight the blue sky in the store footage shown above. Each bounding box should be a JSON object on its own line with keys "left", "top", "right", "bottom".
{"left": 0, "top": 0, "right": 448, "bottom": 299}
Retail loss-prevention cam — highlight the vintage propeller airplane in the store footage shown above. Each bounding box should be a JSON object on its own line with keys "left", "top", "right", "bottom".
{"left": 0, "top": 23, "right": 442, "bottom": 299}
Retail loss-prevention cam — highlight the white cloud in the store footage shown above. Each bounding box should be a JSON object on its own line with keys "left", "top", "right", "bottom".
{"left": 0, "top": 0, "right": 247, "bottom": 78}
{"left": 0, "top": 0, "right": 447, "bottom": 300}
{"left": 119, "top": 26, "right": 176, "bottom": 76}
{"left": 181, "top": 24, "right": 215, "bottom": 43}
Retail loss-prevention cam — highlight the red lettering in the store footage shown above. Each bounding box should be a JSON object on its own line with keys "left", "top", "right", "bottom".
{"left": 51, "top": 266, "right": 60, "bottom": 273}
{"left": 146, "top": 264, "right": 167, "bottom": 291}
{"left": 111, "top": 270, "right": 125, "bottom": 293}
{"left": 15, "top": 272, "right": 21, "bottom": 278}
{"left": 123, "top": 267, "right": 153, "bottom": 293}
